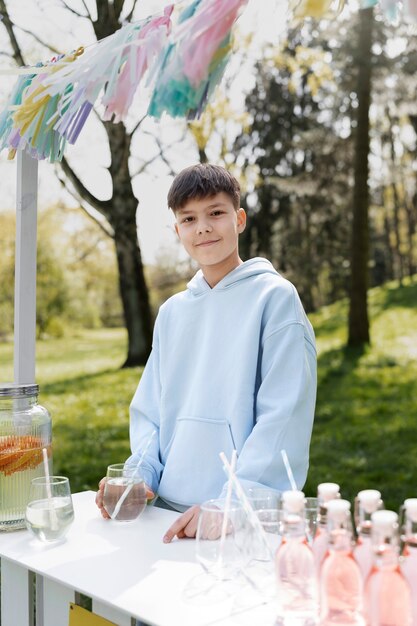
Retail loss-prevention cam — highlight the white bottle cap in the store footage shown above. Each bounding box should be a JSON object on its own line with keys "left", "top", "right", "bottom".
{"left": 404, "top": 498, "right": 417, "bottom": 523}
{"left": 371, "top": 510, "right": 398, "bottom": 532}
{"left": 357, "top": 489, "right": 381, "bottom": 514}
{"left": 318, "top": 482, "right": 340, "bottom": 501}
{"left": 282, "top": 490, "right": 305, "bottom": 513}
{"left": 327, "top": 499, "right": 350, "bottom": 522}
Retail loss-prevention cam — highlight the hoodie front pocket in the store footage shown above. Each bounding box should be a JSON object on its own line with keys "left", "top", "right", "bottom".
{"left": 158, "top": 416, "right": 235, "bottom": 505}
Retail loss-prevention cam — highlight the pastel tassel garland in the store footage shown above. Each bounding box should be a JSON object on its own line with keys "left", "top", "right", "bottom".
{"left": 0, "top": 69, "right": 40, "bottom": 160}
{"left": 148, "top": 0, "right": 248, "bottom": 120}
{"left": 102, "top": 5, "right": 174, "bottom": 122}
{"left": 3, "top": 0, "right": 411, "bottom": 165}
{"left": 42, "top": 6, "right": 173, "bottom": 145}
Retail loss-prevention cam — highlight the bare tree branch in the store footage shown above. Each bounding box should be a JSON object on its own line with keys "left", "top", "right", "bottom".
{"left": 58, "top": 0, "right": 89, "bottom": 20}
{"left": 56, "top": 168, "right": 115, "bottom": 238}
{"left": 60, "top": 156, "right": 113, "bottom": 219}
{"left": 124, "top": 0, "right": 140, "bottom": 23}
{"left": 141, "top": 128, "right": 186, "bottom": 177}
{"left": 15, "top": 24, "right": 62, "bottom": 56}
{"left": 129, "top": 112, "right": 148, "bottom": 137}
{"left": 0, "top": 0, "right": 25, "bottom": 65}
{"left": 81, "top": 0, "right": 93, "bottom": 21}
{"left": 132, "top": 135, "right": 182, "bottom": 177}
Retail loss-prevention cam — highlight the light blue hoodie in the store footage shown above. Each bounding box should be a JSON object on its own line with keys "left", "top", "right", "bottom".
{"left": 128, "top": 258, "right": 317, "bottom": 508}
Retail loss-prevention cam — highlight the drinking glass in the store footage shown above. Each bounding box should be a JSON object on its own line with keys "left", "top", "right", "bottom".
{"left": 25, "top": 476, "right": 74, "bottom": 542}
{"left": 304, "top": 496, "right": 318, "bottom": 545}
{"left": 250, "top": 508, "right": 282, "bottom": 562}
{"left": 246, "top": 487, "right": 281, "bottom": 512}
{"left": 103, "top": 463, "right": 146, "bottom": 522}
{"left": 195, "top": 499, "right": 249, "bottom": 581}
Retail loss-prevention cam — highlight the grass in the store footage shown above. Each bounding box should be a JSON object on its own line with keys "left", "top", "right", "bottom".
{"left": 0, "top": 276, "right": 416, "bottom": 511}
{"left": 0, "top": 328, "right": 139, "bottom": 492}
{"left": 304, "top": 275, "right": 417, "bottom": 509}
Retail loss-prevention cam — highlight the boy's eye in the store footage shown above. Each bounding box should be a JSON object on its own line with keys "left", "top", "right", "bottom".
{"left": 211, "top": 210, "right": 224, "bottom": 216}
{"left": 181, "top": 216, "right": 194, "bottom": 223}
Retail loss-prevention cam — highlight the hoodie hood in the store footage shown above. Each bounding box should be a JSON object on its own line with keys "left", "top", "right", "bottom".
{"left": 186, "top": 257, "right": 279, "bottom": 296}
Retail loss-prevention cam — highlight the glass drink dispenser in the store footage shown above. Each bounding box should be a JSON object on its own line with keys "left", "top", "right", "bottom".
{"left": 0, "top": 383, "right": 52, "bottom": 531}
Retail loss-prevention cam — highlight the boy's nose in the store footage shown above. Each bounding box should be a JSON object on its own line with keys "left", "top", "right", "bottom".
{"left": 196, "top": 221, "right": 212, "bottom": 234}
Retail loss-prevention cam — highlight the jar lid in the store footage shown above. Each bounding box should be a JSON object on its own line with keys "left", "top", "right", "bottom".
{"left": 0, "top": 383, "right": 39, "bottom": 397}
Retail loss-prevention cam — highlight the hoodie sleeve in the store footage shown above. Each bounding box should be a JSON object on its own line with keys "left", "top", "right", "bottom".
{"left": 126, "top": 318, "right": 164, "bottom": 494}
{"left": 221, "top": 318, "right": 317, "bottom": 498}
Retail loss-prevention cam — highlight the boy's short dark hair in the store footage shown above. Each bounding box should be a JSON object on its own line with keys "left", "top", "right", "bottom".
{"left": 168, "top": 164, "right": 241, "bottom": 212}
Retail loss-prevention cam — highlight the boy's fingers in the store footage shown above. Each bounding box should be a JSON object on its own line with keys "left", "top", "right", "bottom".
{"left": 183, "top": 509, "right": 200, "bottom": 538}
{"left": 145, "top": 486, "right": 155, "bottom": 500}
{"left": 163, "top": 506, "right": 198, "bottom": 543}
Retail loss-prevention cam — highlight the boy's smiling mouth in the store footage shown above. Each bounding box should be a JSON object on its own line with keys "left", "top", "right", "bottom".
{"left": 195, "top": 239, "right": 220, "bottom": 247}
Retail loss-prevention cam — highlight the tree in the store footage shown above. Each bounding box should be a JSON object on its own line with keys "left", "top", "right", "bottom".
{"left": 347, "top": 7, "right": 374, "bottom": 347}
{"left": 233, "top": 31, "right": 353, "bottom": 311}
{"left": 0, "top": 0, "right": 161, "bottom": 366}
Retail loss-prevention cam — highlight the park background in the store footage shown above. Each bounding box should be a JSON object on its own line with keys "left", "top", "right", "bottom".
{"left": 0, "top": 0, "right": 416, "bottom": 512}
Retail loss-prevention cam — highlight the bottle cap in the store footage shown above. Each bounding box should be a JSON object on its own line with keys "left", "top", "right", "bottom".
{"left": 317, "top": 482, "right": 340, "bottom": 501}
{"left": 357, "top": 489, "right": 381, "bottom": 514}
{"left": 327, "top": 499, "right": 350, "bottom": 522}
{"left": 404, "top": 498, "right": 417, "bottom": 523}
{"left": 371, "top": 510, "right": 398, "bottom": 532}
{"left": 282, "top": 490, "right": 305, "bottom": 513}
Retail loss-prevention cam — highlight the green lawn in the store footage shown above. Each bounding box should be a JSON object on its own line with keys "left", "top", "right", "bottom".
{"left": 1, "top": 277, "right": 416, "bottom": 511}
{"left": 305, "top": 276, "right": 417, "bottom": 509}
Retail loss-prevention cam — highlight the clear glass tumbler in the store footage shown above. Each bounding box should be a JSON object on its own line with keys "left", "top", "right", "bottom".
{"left": 196, "top": 499, "right": 249, "bottom": 581}
{"left": 25, "top": 476, "right": 74, "bottom": 542}
{"left": 103, "top": 463, "right": 147, "bottom": 522}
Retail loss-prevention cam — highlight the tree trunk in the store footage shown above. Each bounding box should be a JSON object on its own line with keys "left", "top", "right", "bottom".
{"left": 106, "top": 121, "right": 153, "bottom": 366}
{"left": 348, "top": 7, "right": 373, "bottom": 347}
{"left": 113, "top": 217, "right": 153, "bottom": 367}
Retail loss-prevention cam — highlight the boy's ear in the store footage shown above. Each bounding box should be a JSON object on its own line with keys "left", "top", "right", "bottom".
{"left": 237, "top": 208, "right": 246, "bottom": 233}
{"left": 174, "top": 223, "right": 180, "bottom": 238}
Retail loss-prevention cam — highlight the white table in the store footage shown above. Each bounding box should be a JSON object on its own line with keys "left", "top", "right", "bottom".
{"left": 0, "top": 491, "right": 279, "bottom": 626}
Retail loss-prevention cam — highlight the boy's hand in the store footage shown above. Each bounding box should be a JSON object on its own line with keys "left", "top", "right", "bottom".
{"left": 163, "top": 505, "right": 201, "bottom": 543}
{"left": 95, "top": 477, "right": 154, "bottom": 519}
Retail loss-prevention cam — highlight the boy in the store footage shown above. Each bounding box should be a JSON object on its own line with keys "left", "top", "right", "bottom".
{"left": 96, "top": 164, "right": 317, "bottom": 542}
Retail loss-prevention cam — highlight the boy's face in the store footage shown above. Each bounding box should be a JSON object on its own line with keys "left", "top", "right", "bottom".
{"left": 174, "top": 192, "right": 246, "bottom": 275}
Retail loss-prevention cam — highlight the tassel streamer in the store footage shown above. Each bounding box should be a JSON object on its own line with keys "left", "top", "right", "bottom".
{"left": 148, "top": 0, "right": 248, "bottom": 120}
{"left": 0, "top": 70, "right": 37, "bottom": 159}
{"left": 42, "top": 4, "right": 173, "bottom": 145}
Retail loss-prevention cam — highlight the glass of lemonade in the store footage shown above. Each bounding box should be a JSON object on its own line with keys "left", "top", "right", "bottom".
{"left": 103, "top": 463, "right": 147, "bottom": 522}
{"left": 25, "top": 476, "right": 74, "bottom": 542}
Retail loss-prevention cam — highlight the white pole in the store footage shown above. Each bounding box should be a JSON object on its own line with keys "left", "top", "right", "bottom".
{"left": 14, "top": 150, "right": 38, "bottom": 384}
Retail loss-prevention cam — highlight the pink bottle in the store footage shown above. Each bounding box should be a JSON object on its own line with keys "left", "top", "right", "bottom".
{"left": 275, "top": 490, "right": 318, "bottom": 625}
{"left": 364, "top": 510, "right": 412, "bottom": 626}
{"left": 400, "top": 498, "right": 417, "bottom": 626}
{"left": 320, "top": 499, "right": 365, "bottom": 626}
{"left": 353, "top": 490, "right": 383, "bottom": 584}
{"left": 313, "top": 482, "right": 340, "bottom": 576}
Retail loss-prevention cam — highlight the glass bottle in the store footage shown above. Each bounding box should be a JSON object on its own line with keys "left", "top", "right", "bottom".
{"left": 275, "top": 490, "right": 318, "bottom": 625}
{"left": 364, "top": 510, "right": 412, "bottom": 626}
{"left": 320, "top": 499, "right": 365, "bottom": 626}
{"left": 313, "top": 482, "right": 340, "bottom": 575}
{"left": 353, "top": 489, "right": 383, "bottom": 584}
{"left": 400, "top": 498, "right": 417, "bottom": 626}
{"left": 0, "top": 383, "right": 52, "bottom": 531}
